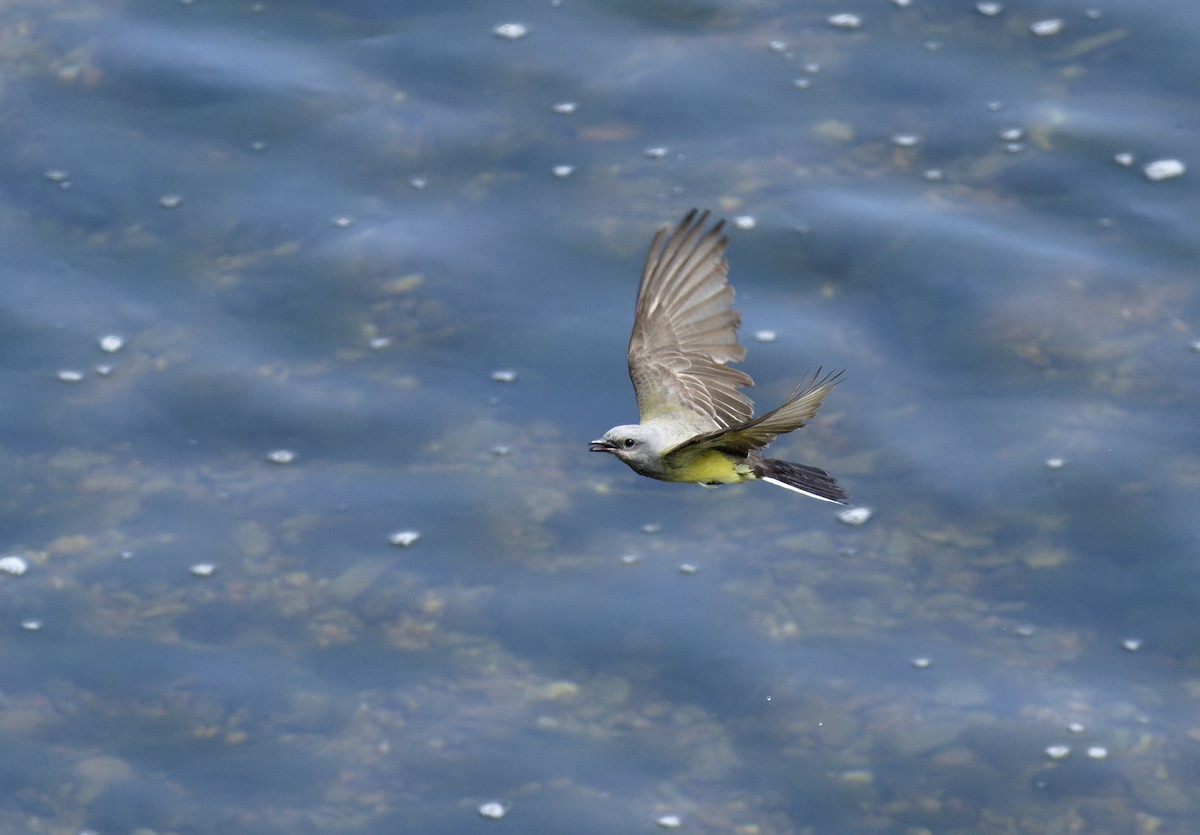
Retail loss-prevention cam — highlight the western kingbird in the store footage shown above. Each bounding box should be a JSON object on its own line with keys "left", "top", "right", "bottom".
{"left": 589, "top": 209, "right": 849, "bottom": 504}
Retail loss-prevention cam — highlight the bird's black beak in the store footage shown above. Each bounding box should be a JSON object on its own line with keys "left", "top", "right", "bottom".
{"left": 589, "top": 439, "right": 616, "bottom": 453}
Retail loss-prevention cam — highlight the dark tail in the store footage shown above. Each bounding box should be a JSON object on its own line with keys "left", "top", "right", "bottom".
{"left": 755, "top": 458, "right": 849, "bottom": 505}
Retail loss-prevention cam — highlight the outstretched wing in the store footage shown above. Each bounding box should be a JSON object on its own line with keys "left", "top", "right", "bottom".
{"left": 627, "top": 209, "right": 754, "bottom": 429}
{"left": 665, "top": 369, "right": 843, "bottom": 458}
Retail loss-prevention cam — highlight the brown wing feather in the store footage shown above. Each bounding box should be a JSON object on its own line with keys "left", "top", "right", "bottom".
{"left": 627, "top": 209, "right": 754, "bottom": 428}
{"left": 665, "top": 369, "right": 843, "bottom": 458}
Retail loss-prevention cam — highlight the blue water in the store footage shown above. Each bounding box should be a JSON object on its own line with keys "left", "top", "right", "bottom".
{"left": 1, "top": 1, "right": 1198, "bottom": 832}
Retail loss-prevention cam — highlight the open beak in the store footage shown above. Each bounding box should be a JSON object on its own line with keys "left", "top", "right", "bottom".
{"left": 589, "top": 439, "right": 616, "bottom": 453}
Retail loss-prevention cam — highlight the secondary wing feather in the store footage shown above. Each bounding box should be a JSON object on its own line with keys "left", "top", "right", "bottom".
{"left": 627, "top": 209, "right": 754, "bottom": 428}
{"left": 664, "top": 369, "right": 843, "bottom": 458}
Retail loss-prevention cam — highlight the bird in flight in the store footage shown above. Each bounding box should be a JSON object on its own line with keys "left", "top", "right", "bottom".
{"left": 590, "top": 209, "right": 849, "bottom": 504}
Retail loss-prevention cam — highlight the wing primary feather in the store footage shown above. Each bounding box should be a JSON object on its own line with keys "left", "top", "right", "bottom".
{"left": 626, "top": 209, "right": 755, "bottom": 427}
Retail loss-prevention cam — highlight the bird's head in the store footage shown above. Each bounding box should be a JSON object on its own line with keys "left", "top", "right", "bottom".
{"left": 589, "top": 424, "right": 666, "bottom": 477}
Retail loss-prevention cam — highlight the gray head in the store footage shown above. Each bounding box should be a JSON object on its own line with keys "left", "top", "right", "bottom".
{"left": 589, "top": 423, "right": 669, "bottom": 478}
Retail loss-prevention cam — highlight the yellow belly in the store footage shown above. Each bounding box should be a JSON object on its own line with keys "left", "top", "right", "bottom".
{"left": 665, "top": 449, "right": 751, "bottom": 484}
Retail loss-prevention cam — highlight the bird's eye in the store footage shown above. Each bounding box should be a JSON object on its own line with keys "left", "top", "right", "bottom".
{"left": 623, "top": 438, "right": 636, "bottom": 449}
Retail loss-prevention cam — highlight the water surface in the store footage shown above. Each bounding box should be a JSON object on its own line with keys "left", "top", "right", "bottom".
{"left": 1, "top": 1, "right": 1198, "bottom": 832}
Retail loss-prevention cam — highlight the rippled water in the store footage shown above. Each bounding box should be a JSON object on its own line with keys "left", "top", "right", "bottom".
{"left": 2, "top": 1, "right": 1198, "bottom": 832}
